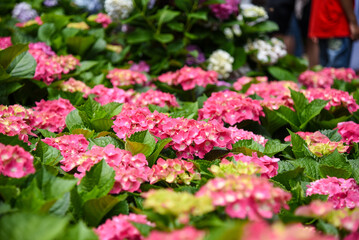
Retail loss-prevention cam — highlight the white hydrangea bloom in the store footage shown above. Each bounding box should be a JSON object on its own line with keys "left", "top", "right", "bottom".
{"left": 245, "top": 38, "right": 287, "bottom": 65}
{"left": 224, "top": 27, "right": 234, "bottom": 39}
{"left": 105, "top": 0, "right": 134, "bottom": 20}
{"left": 207, "top": 50, "right": 234, "bottom": 79}
{"left": 240, "top": 3, "right": 268, "bottom": 24}
{"left": 224, "top": 24, "right": 241, "bottom": 40}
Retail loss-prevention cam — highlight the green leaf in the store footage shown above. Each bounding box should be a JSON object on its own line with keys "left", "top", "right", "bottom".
{"left": 188, "top": 11, "right": 208, "bottom": 20}
{"left": 66, "top": 109, "right": 87, "bottom": 131}
{"left": 290, "top": 158, "right": 320, "bottom": 180}
{"left": 157, "top": 9, "right": 180, "bottom": 27}
{"left": 299, "top": 99, "right": 328, "bottom": 128}
{"left": 67, "top": 36, "right": 96, "bottom": 56}
{"left": 0, "top": 44, "right": 28, "bottom": 69}
{"left": 320, "top": 129, "right": 342, "bottom": 142}
{"left": 15, "top": 179, "right": 45, "bottom": 212}
{"left": 264, "top": 140, "right": 289, "bottom": 157}
{"left": 271, "top": 164, "right": 304, "bottom": 190}
{"left": 289, "top": 130, "right": 308, "bottom": 159}
{"left": 89, "top": 136, "right": 124, "bottom": 149}
{"left": 231, "top": 139, "right": 265, "bottom": 156}
{"left": 38, "top": 23, "right": 56, "bottom": 44}
{"left": 204, "top": 147, "right": 230, "bottom": 161}
{"left": 91, "top": 118, "right": 114, "bottom": 132}
{"left": 147, "top": 138, "right": 172, "bottom": 167}
{"left": 290, "top": 89, "right": 308, "bottom": 113}
{"left": 0, "top": 212, "right": 69, "bottom": 240}
{"left": 174, "top": 0, "right": 192, "bottom": 11}
{"left": 102, "top": 102, "right": 123, "bottom": 118}
{"left": 83, "top": 195, "right": 120, "bottom": 226}
{"left": 127, "top": 29, "right": 152, "bottom": 44}
{"left": 167, "top": 22, "right": 185, "bottom": 32}
{"left": 0, "top": 133, "right": 30, "bottom": 151}
{"left": 131, "top": 222, "right": 152, "bottom": 237}
{"left": 349, "top": 160, "right": 359, "bottom": 183}
{"left": 0, "top": 185, "right": 20, "bottom": 202}
{"left": 273, "top": 106, "right": 300, "bottom": 131}
{"left": 232, "top": 47, "right": 246, "bottom": 70}
{"left": 248, "top": 20, "right": 279, "bottom": 33}
{"left": 319, "top": 150, "right": 352, "bottom": 179}
{"left": 316, "top": 220, "right": 339, "bottom": 236}
{"left": 261, "top": 107, "right": 287, "bottom": 135}
{"left": 268, "top": 66, "right": 296, "bottom": 81}
{"left": 154, "top": 33, "right": 174, "bottom": 43}
{"left": 62, "top": 221, "right": 97, "bottom": 240}
{"left": 78, "top": 160, "right": 116, "bottom": 202}
{"left": 125, "top": 131, "right": 156, "bottom": 157}
{"left": 34, "top": 141, "right": 62, "bottom": 166}
{"left": 6, "top": 51, "right": 36, "bottom": 80}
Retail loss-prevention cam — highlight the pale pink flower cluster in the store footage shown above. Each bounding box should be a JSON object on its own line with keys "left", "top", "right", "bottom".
{"left": 113, "top": 104, "right": 236, "bottom": 159}
{"left": 157, "top": 66, "right": 218, "bottom": 91}
{"left": 95, "top": 213, "right": 154, "bottom": 240}
{"left": 198, "top": 91, "right": 264, "bottom": 125}
{"left": 0, "top": 36, "right": 12, "bottom": 50}
{"left": 224, "top": 152, "right": 279, "bottom": 178}
{"left": 0, "top": 143, "right": 35, "bottom": 178}
{"left": 146, "top": 226, "right": 205, "bottom": 240}
{"left": 229, "top": 127, "right": 268, "bottom": 146}
{"left": 29, "top": 42, "right": 79, "bottom": 84}
{"left": 149, "top": 158, "right": 201, "bottom": 184}
{"left": 31, "top": 98, "right": 75, "bottom": 133}
{"left": 337, "top": 121, "right": 359, "bottom": 145}
{"left": 306, "top": 177, "right": 359, "bottom": 209}
{"left": 209, "top": 0, "right": 240, "bottom": 20}
{"left": 242, "top": 221, "right": 336, "bottom": 240}
{"left": 295, "top": 200, "right": 334, "bottom": 217}
{"left": 94, "top": 13, "right": 112, "bottom": 28}
{"left": 284, "top": 131, "right": 349, "bottom": 156}
{"left": 133, "top": 89, "right": 179, "bottom": 108}
{"left": 299, "top": 70, "right": 333, "bottom": 88}
{"left": 322, "top": 68, "right": 357, "bottom": 82}
{"left": 89, "top": 84, "right": 135, "bottom": 105}
{"left": 59, "top": 78, "right": 91, "bottom": 95}
{"left": 196, "top": 174, "right": 291, "bottom": 220}
{"left": 0, "top": 104, "right": 36, "bottom": 143}
{"left": 303, "top": 88, "right": 359, "bottom": 113}
{"left": 107, "top": 68, "right": 148, "bottom": 87}
{"left": 43, "top": 134, "right": 150, "bottom": 193}
{"left": 233, "top": 76, "right": 267, "bottom": 91}
{"left": 245, "top": 81, "right": 298, "bottom": 110}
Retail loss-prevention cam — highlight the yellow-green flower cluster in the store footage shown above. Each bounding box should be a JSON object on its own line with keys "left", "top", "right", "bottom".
{"left": 210, "top": 159, "right": 260, "bottom": 177}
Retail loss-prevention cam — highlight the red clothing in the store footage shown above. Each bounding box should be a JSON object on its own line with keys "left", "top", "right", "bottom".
{"left": 309, "top": 0, "right": 351, "bottom": 38}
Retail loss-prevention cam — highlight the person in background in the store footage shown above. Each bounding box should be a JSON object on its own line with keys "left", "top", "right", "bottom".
{"left": 309, "top": 0, "right": 359, "bottom": 68}
{"left": 349, "top": 0, "right": 359, "bottom": 72}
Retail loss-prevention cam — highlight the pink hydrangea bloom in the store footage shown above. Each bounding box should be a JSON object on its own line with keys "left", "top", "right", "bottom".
{"left": 146, "top": 226, "right": 205, "bottom": 240}
{"left": 345, "top": 232, "right": 359, "bottom": 240}
{"left": 0, "top": 37, "right": 12, "bottom": 50}
{"left": 95, "top": 213, "right": 154, "bottom": 240}
{"left": 242, "top": 221, "right": 337, "bottom": 240}
{"left": 299, "top": 70, "right": 333, "bottom": 89}
{"left": 209, "top": 0, "right": 240, "bottom": 20}
{"left": 306, "top": 177, "right": 359, "bottom": 209}
{"left": 95, "top": 13, "right": 112, "bottom": 28}
{"left": 224, "top": 152, "right": 279, "bottom": 178}
{"left": 233, "top": 76, "right": 268, "bottom": 91}
{"left": 31, "top": 98, "right": 75, "bottom": 133}
{"left": 59, "top": 78, "right": 91, "bottom": 95}
{"left": 133, "top": 89, "right": 179, "bottom": 108}
{"left": 198, "top": 91, "right": 264, "bottom": 125}
{"left": 303, "top": 88, "right": 359, "bottom": 113}
{"left": 149, "top": 158, "right": 201, "bottom": 184}
{"left": 196, "top": 174, "right": 291, "bottom": 220}
{"left": 89, "top": 84, "right": 135, "bottom": 105}
{"left": 129, "top": 60, "right": 150, "bottom": 73}
{"left": 0, "top": 143, "right": 35, "bottom": 178}
{"left": 322, "top": 67, "right": 357, "bottom": 82}
{"left": 158, "top": 66, "right": 218, "bottom": 91}
{"left": 295, "top": 200, "right": 334, "bottom": 217}
{"left": 107, "top": 69, "right": 148, "bottom": 87}
{"left": 0, "top": 104, "right": 36, "bottom": 143}
{"left": 337, "top": 121, "right": 359, "bottom": 145}
{"left": 228, "top": 127, "right": 268, "bottom": 146}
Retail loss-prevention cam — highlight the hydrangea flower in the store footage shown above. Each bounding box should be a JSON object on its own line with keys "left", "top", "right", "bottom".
{"left": 186, "top": 45, "right": 206, "bottom": 65}
{"left": 0, "top": 143, "right": 35, "bottom": 178}
{"left": 104, "top": 0, "right": 134, "bottom": 20}
{"left": 306, "top": 177, "right": 359, "bottom": 209}
{"left": 207, "top": 50, "right": 234, "bottom": 79}
{"left": 158, "top": 66, "right": 218, "bottom": 91}
{"left": 89, "top": 84, "right": 134, "bottom": 105}
{"left": 337, "top": 121, "right": 359, "bottom": 145}
{"left": 107, "top": 69, "right": 148, "bottom": 87}
{"left": 196, "top": 174, "right": 291, "bottom": 220}
{"left": 229, "top": 127, "right": 268, "bottom": 146}
{"left": 129, "top": 60, "right": 150, "bottom": 73}
{"left": 59, "top": 78, "right": 91, "bottom": 95}
{"left": 31, "top": 98, "right": 75, "bottom": 133}
{"left": 95, "top": 214, "right": 154, "bottom": 240}
{"left": 224, "top": 24, "right": 242, "bottom": 39}
{"left": 147, "top": 227, "right": 205, "bottom": 240}
{"left": 240, "top": 3, "right": 268, "bottom": 24}
{"left": 233, "top": 76, "right": 268, "bottom": 91}
{"left": 209, "top": 0, "right": 240, "bottom": 20}
{"left": 198, "top": 91, "right": 265, "bottom": 125}
{"left": 43, "top": 0, "right": 58, "bottom": 7}
{"left": 15, "top": 16, "right": 43, "bottom": 28}
{"left": 303, "top": 88, "right": 359, "bottom": 113}
{"left": 322, "top": 67, "right": 357, "bottom": 82}
{"left": 299, "top": 70, "right": 333, "bottom": 89}
{"left": 245, "top": 38, "right": 287, "bottom": 65}
{"left": 93, "top": 13, "right": 112, "bottom": 28}
{"left": 0, "top": 37, "right": 12, "bottom": 50}
{"left": 133, "top": 89, "right": 179, "bottom": 108}
{"left": 12, "top": 2, "right": 38, "bottom": 22}
{"left": 210, "top": 158, "right": 260, "bottom": 177}
{"left": 149, "top": 158, "right": 201, "bottom": 184}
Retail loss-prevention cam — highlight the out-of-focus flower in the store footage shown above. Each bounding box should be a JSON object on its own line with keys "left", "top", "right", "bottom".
{"left": 229, "top": 127, "right": 268, "bottom": 146}
{"left": 198, "top": 91, "right": 264, "bottom": 125}
{"left": 207, "top": 50, "right": 234, "bottom": 79}
{"left": 67, "top": 22, "right": 90, "bottom": 30}
{"left": 95, "top": 214, "right": 154, "bottom": 240}
{"left": 89, "top": 84, "right": 134, "bottom": 105}
{"left": 158, "top": 66, "right": 218, "bottom": 91}
{"left": 209, "top": 0, "right": 240, "bottom": 20}
{"left": 12, "top": 2, "right": 38, "bottom": 23}
{"left": 210, "top": 158, "right": 260, "bottom": 177}
{"left": 196, "top": 174, "right": 291, "bottom": 220}
{"left": 0, "top": 143, "right": 35, "bottom": 178}
{"left": 224, "top": 24, "right": 242, "bottom": 39}
{"left": 107, "top": 69, "right": 148, "bottom": 87}
{"left": 146, "top": 227, "right": 205, "bottom": 240}
{"left": 88, "top": 13, "right": 112, "bottom": 28}
{"left": 43, "top": 0, "right": 58, "bottom": 7}
{"left": 129, "top": 60, "right": 150, "bottom": 73}
{"left": 337, "top": 121, "right": 359, "bottom": 145}
{"left": 245, "top": 38, "right": 287, "bottom": 65}
{"left": 306, "top": 177, "right": 359, "bottom": 209}
{"left": 240, "top": 3, "right": 268, "bottom": 24}
{"left": 133, "top": 89, "right": 179, "bottom": 108}
{"left": 186, "top": 45, "right": 206, "bottom": 65}
{"left": 105, "top": 0, "right": 134, "bottom": 20}
{"left": 59, "top": 78, "right": 91, "bottom": 95}
{"left": 106, "top": 44, "right": 122, "bottom": 53}
{"left": 0, "top": 37, "right": 12, "bottom": 50}
{"left": 15, "top": 16, "right": 43, "bottom": 28}
{"left": 233, "top": 76, "right": 268, "bottom": 91}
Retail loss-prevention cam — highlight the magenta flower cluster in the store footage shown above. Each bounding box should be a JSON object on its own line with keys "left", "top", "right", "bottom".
{"left": 107, "top": 68, "right": 148, "bottom": 87}
{"left": 306, "top": 177, "right": 359, "bottom": 209}
{"left": 133, "top": 89, "right": 179, "bottom": 108}
{"left": 233, "top": 76, "right": 268, "bottom": 91}
{"left": 337, "top": 121, "right": 359, "bottom": 145}
{"left": 95, "top": 213, "right": 154, "bottom": 240}
{"left": 0, "top": 143, "right": 34, "bottom": 178}
{"left": 89, "top": 84, "right": 135, "bottom": 105}
{"left": 208, "top": 0, "right": 240, "bottom": 20}
{"left": 198, "top": 91, "right": 264, "bottom": 125}
{"left": 299, "top": 68, "right": 357, "bottom": 88}
{"left": 196, "top": 174, "right": 291, "bottom": 220}
{"left": 0, "top": 37, "right": 12, "bottom": 50}
{"left": 94, "top": 13, "right": 112, "bottom": 28}
{"left": 158, "top": 66, "right": 218, "bottom": 91}
{"left": 229, "top": 127, "right": 268, "bottom": 146}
